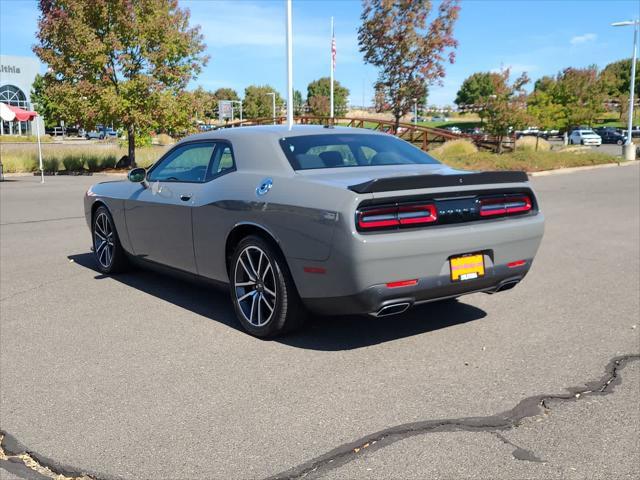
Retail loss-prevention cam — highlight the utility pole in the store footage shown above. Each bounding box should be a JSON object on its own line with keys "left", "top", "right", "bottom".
{"left": 612, "top": 19, "right": 639, "bottom": 160}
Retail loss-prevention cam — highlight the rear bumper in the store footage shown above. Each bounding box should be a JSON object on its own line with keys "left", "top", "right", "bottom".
{"left": 302, "top": 262, "right": 531, "bottom": 316}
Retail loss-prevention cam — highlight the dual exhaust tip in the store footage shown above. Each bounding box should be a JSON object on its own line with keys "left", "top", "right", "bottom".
{"left": 374, "top": 302, "right": 411, "bottom": 317}
{"left": 373, "top": 280, "right": 521, "bottom": 317}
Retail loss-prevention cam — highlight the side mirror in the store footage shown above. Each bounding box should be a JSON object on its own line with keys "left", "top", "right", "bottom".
{"left": 128, "top": 167, "right": 148, "bottom": 188}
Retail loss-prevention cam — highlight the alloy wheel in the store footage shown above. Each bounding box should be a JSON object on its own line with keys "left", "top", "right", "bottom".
{"left": 94, "top": 212, "right": 115, "bottom": 269}
{"left": 234, "top": 246, "right": 277, "bottom": 327}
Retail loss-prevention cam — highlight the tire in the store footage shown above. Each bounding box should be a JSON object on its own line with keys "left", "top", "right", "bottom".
{"left": 580, "top": 140, "right": 584, "bottom": 145}
{"left": 617, "top": 139, "right": 623, "bottom": 146}
{"left": 92, "top": 206, "right": 129, "bottom": 274}
{"left": 229, "top": 235, "right": 305, "bottom": 338}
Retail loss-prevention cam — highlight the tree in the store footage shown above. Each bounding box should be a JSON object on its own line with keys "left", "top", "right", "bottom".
{"left": 293, "top": 89, "right": 305, "bottom": 116}
{"left": 373, "top": 82, "right": 388, "bottom": 113}
{"left": 556, "top": 66, "right": 607, "bottom": 127}
{"left": 527, "top": 76, "right": 567, "bottom": 131}
{"left": 483, "top": 69, "right": 531, "bottom": 153}
{"left": 600, "top": 59, "right": 640, "bottom": 120}
{"left": 30, "top": 74, "right": 63, "bottom": 128}
{"left": 306, "top": 77, "right": 350, "bottom": 116}
{"left": 212, "top": 87, "right": 239, "bottom": 120}
{"left": 243, "top": 85, "right": 283, "bottom": 119}
{"left": 358, "top": 0, "right": 460, "bottom": 130}
{"left": 33, "top": 0, "right": 208, "bottom": 167}
{"left": 454, "top": 72, "right": 501, "bottom": 123}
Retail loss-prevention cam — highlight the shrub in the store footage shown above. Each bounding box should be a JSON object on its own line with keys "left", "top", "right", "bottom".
{"left": 42, "top": 157, "right": 60, "bottom": 172}
{"left": 62, "top": 155, "right": 84, "bottom": 171}
{"left": 1, "top": 155, "right": 39, "bottom": 172}
{"left": 429, "top": 139, "right": 478, "bottom": 161}
{"left": 515, "top": 136, "right": 551, "bottom": 152}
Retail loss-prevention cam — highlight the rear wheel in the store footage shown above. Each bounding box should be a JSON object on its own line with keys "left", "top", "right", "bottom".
{"left": 230, "top": 235, "right": 305, "bottom": 337}
{"left": 92, "top": 206, "right": 128, "bottom": 274}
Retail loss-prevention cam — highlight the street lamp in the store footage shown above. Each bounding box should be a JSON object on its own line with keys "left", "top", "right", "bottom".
{"left": 612, "top": 19, "right": 639, "bottom": 160}
{"left": 266, "top": 92, "right": 276, "bottom": 125}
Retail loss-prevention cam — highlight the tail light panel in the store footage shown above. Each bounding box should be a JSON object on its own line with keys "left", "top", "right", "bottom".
{"left": 357, "top": 203, "right": 437, "bottom": 230}
{"left": 356, "top": 192, "right": 535, "bottom": 232}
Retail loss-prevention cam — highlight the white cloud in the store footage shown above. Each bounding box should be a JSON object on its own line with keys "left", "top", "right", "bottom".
{"left": 570, "top": 33, "right": 597, "bottom": 45}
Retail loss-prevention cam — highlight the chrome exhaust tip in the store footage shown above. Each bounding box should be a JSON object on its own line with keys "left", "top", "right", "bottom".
{"left": 375, "top": 302, "right": 411, "bottom": 317}
{"left": 495, "top": 280, "right": 520, "bottom": 293}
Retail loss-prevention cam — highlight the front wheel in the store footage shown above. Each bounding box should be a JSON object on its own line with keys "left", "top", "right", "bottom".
{"left": 230, "top": 235, "right": 305, "bottom": 337}
{"left": 92, "top": 206, "right": 128, "bottom": 274}
{"left": 617, "top": 139, "right": 623, "bottom": 146}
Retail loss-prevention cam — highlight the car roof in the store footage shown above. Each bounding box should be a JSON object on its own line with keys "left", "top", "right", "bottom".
{"left": 178, "top": 125, "right": 387, "bottom": 144}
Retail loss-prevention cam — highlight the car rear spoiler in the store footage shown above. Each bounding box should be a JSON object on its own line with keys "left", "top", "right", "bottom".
{"left": 348, "top": 171, "right": 529, "bottom": 194}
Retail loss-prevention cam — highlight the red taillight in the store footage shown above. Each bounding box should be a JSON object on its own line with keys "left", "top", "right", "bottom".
{"left": 398, "top": 204, "right": 438, "bottom": 225}
{"left": 480, "top": 195, "right": 531, "bottom": 217}
{"left": 386, "top": 279, "right": 418, "bottom": 288}
{"left": 357, "top": 203, "right": 437, "bottom": 230}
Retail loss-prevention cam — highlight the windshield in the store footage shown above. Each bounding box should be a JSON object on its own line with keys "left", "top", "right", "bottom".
{"left": 279, "top": 134, "right": 440, "bottom": 170}
{"left": 582, "top": 130, "right": 596, "bottom": 135}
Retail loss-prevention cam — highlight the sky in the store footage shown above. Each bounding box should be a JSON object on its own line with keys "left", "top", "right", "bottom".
{"left": 1, "top": 0, "right": 639, "bottom": 107}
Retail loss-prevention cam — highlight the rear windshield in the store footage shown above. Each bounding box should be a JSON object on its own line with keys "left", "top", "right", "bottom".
{"left": 279, "top": 133, "right": 440, "bottom": 170}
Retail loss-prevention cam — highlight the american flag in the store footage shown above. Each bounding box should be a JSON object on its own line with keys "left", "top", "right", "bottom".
{"left": 331, "top": 31, "right": 336, "bottom": 71}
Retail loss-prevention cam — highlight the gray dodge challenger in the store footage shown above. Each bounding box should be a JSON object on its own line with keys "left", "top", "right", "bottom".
{"left": 84, "top": 125, "right": 544, "bottom": 337}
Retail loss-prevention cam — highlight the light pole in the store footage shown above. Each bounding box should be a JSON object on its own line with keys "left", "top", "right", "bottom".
{"left": 266, "top": 92, "right": 276, "bottom": 125}
{"left": 612, "top": 19, "right": 639, "bottom": 160}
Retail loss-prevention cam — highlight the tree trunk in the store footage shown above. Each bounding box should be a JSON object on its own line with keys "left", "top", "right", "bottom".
{"left": 128, "top": 125, "right": 136, "bottom": 168}
{"left": 497, "top": 135, "right": 503, "bottom": 154}
{"left": 394, "top": 114, "right": 401, "bottom": 135}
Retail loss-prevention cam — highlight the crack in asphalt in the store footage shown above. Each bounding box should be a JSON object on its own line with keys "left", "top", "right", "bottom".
{"left": 0, "top": 216, "right": 84, "bottom": 226}
{"left": 266, "top": 354, "right": 640, "bottom": 479}
{"left": 0, "top": 354, "right": 638, "bottom": 480}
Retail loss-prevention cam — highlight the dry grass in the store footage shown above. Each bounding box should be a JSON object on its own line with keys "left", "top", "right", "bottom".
{"left": 0, "top": 143, "right": 168, "bottom": 172}
{"left": 434, "top": 149, "right": 619, "bottom": 172}
{"left": 0, "top": 134, "right": 53, "bottom": 143}
{"left": 429, "top": 139, "right": 478, "bottom": 158}
{"left": 515, "top": 136, "right": 551, "bottom": 152}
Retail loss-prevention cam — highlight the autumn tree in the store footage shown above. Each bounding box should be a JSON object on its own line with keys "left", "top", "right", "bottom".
{"left": 34, "top": 0, "right": 208, "bottom": 167}
{"left": 306, "top": 77, "right": 350, "bottom": 116}
{"left": 527, "top": 76, "right": 567, "bottom": 131}
{"left": 243, "top": 85, "right": 283, "bottom": 119}
{"left": 483, "top": 69, "right": 531, "bottom": 153}
{"left": 358, "top": 0, "right": 460, "bottom": 130}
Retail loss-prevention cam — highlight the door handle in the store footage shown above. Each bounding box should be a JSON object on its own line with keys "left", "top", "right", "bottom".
{"left": 180, "top": 194, "right": 192, "bottom": 202}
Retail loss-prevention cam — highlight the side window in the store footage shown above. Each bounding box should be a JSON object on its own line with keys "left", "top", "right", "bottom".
{"left": 207, "top": 143, "right": 236, "bottom": 180}
{"left": 148, "top": 143, "right": 216, "bottom": 183}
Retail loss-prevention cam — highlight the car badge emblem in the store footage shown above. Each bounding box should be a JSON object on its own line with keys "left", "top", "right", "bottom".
{"left": 256, "top": 178, "right": 273, "bottom": 197}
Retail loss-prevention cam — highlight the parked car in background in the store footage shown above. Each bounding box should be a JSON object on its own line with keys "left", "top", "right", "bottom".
{"left": 85, "top": 125, "right": 119, "bottom": 140}
{"left": 515, "top": 127, "right": 539, "bottom": 138}
{"left": 444, "top": 126, "right": 462, "bottom": 134}
{"left": 431, "top": 116, "right": 449, "bottom": 122}
{"left": 84, "top": 125, "right": 544, "bottom": 337}
{"left": 594, "top": 127, "right": 626, "bottom": 145}
{"left": 569, "top": 129, "right": 601, "bottom": 146}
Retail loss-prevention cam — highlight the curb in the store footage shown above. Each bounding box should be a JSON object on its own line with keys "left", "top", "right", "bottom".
{"left": 529, "top": 161, "right": 637, "bottom": 177}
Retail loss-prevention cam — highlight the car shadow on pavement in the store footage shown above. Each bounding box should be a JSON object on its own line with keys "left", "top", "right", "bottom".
{"left": 69, "top": 252, "right": 487, "bottom": 351}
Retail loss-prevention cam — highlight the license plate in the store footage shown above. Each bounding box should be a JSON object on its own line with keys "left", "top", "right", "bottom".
{"left": 450, "top": 253, "right": 485, "bottom": 282}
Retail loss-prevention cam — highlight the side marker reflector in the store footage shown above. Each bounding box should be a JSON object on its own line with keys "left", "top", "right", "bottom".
{"left": 303, "top": 266, "right": 326, "bottom": 274}
{"left": 507, "top": 260, "right": 527, "bottom": 268}
{"left": 386, "top": 279, "right": 418, "bottom": 288}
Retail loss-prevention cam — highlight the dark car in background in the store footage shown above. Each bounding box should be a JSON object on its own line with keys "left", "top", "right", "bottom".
{"left": 594, "top": 127, "right": 626, "bottom": 145}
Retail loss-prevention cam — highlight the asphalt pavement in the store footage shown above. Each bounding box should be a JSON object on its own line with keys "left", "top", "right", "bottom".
{"left": 1, "top": 164, "right": 639, "bottom": 480}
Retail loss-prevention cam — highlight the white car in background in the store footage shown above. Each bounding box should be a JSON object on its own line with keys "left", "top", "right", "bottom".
{"left": 569, "top": 129, "right": 602, "bottom": 146}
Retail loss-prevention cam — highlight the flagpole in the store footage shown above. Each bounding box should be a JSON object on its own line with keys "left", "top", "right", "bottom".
{"left": 286, "top": 0, "right": 294, "bottom": 130}
{"left": 330, "top": 16, "right": 334, "bottom": 119}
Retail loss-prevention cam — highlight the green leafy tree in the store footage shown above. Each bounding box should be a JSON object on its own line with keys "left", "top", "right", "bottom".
{"left": 454, "top": 72, "right": 501, "bottom": 123}
{"left": 556, "top": 66, "right": 607, "bottom": 128}
{"left": 30, "top": 74, "right": 62, "bottom": 128}
{"left": 527, "top": 75, "right": 567, "bottom": 131}
{"left": 600, "top": 59, "right": 640, "bottom": 120}
{"left": 483, "top": 69, "right": 531, "bottom": 153}
{"left": 243, "top": 85, "right": 283, "bottom": 119}
{"left": 33, "top": 0, "right": 208, "bottom": 167}
{"left": 293, "top": 89, "right": 305, "bottom": 116}
{"left": 212, "top": 87, "right": 240, "bottom": 120}
{"left": 358, "top": 0, "right": 460, "bottom": 130}
{"left": 306, "top": 77, "right": 350, "bottom": 116}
